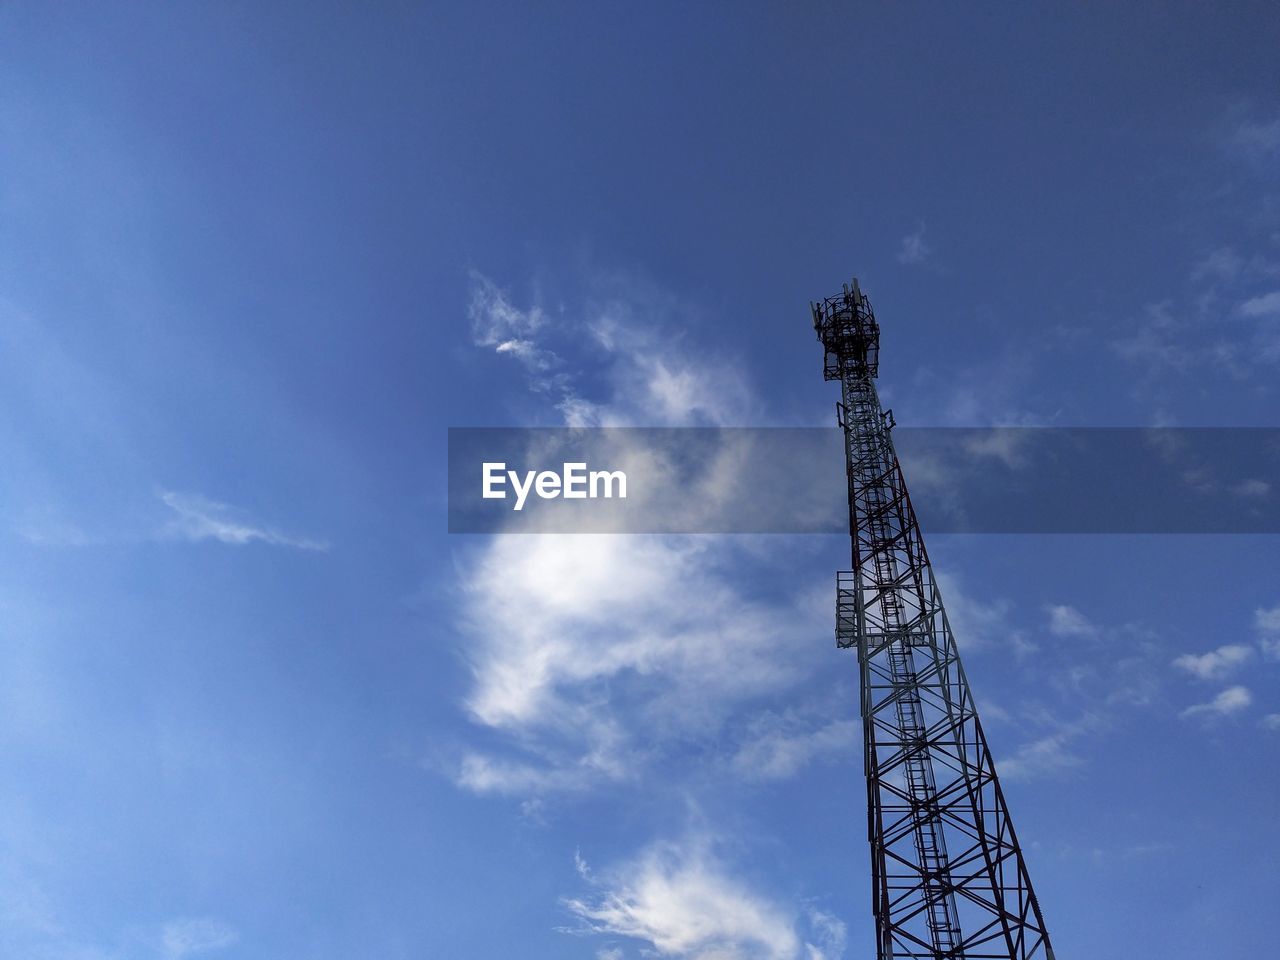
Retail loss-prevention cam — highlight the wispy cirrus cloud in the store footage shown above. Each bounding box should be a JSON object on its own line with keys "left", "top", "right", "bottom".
{"left": 19, "top": 491, "right": 328, "bottom": 552}
{"left": 160, "top": 918, "right": 238, "bottom": 959}
{"left": 1240, "top": 291, "right": 1280, "bottom": 317}
{"left": 1111, "top": 111, "right": 1280, "bottom": 389}
{"left": 1046, "top": 604, "right": 1097, "bottom": 639}
{"left": 1172, "top": 644, "right": 1253, "bottom": 680}
{"left": 1180, "top": 685, "right": 1252, "bottom": 721}
{"left": 565, "top": 840, "right": 842, "bottom": 960}
{"left": 996, "top": 707, "right": 1110, "bottom": 783}
{"left": 933, "top": 570, "right": 1021, "bottom": 652}
{"left": 998, "top": 730, "right": 1085, "bottom": 783}
{"left": 0, "top": 865, "right": 236, "bottom": 960}
{"left": 466, "top": 269, "right": 754, "bottom": 428}
{"left": 454, "top": 271, "right": 824, "bottom": 799}
{"left": 992, "top": 605, "right": 1168, "bottom": 781}
{"left": 730, "top": 713, "right": 857, "bottom": 782}
{"left": 1256, "top": 604, "right": 1280, "bottom": 659}
{"left": 468, "top": 270, "right": 550, "bottom": 363}
{"left": 159, "top": 491, "right": 327, "bottom": 551}
{"left": 1228, "top": 111, "right": 1280, "bottom": 162}
{"left": 897, "top": 223, "right": 931, "bottom": 265}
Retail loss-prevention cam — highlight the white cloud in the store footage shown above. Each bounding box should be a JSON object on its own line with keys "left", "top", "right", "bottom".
{"left": 159, "top": 491, "right": 327, "bottom": 551}
{"left": 1230, "top": 478, "right": 1271, "bottom": 498}
{"left": 1192, "top": 246, "right": 1280, "bottom": 285}
{"left": 455, "top": 273, "right": 820, "bottom": 796}
{"left": 731, "top": 715, "right": 857, "bottom": 781}
{"left": 897, "top": 223, "right": 931, "bottom": 265}
{"left": 1111, "top": 302, "right": 1192, "bottom": 373}
{"left": 160, "top": 918, "right": 237, "bottom": 959}
{"left": 565, "top": 841, "right": 824, "bottom": 960}
{"left": 1122, "top": 841, "right": 1175, "bottom": 859}
{"left": 1192, "top": 247, "right": 1246, "bottom": 283}
{"left": 934, "top": 571, "right": 1018, "bottom": 651}
{"left": 804, "top": 909, "right": 847, "bottom": 960}
{"left": 976, "top": 698, "right": 1013, "bottom": 723}
{"left": 457, "top": 533, "right": 819, "bottom": 793}
{"left": 1258, "top": 606, "right": 1280, "bottom": 632}
{"left": 1172, "top": 644, "right": 1253, "bottom": 680}
{"left": 467, "top": 271, "right": 586, "bottom": 421}
{"left": 997, "top": 732, "right": 1084, "bottom": 782}
{"left": 1256, "top": 604, "right": 1280, "bottom": 659}
{"left": 455, "top": 751, "right": 607, "bottom": 796}
{"left": 584, "top": 309, "right": 754, "bottom": 427}
{"left": 19, "top": 492, "right": 328, "bottom": 552}
{"left": 1180, "top": 685, "right": 1252, "bottom": 720}
{"left": 467, "top": 270, "right": 756, "bottom": 428}
{"left": 1105, "top": 651, "right": 1163, "bottom": 708}
{"left": 1111, "top": 282, "right": 1280, "bottom": 384}
{"left": 1099, "top": 143, "right": 1280, "bottom": 387}
{"left": 1240, "top": 291, "right": 1280, "bottom": 317}
{"left": 1231, "top": 113, "right": 1280, "bottom": 160}
{"left": 1046, "top": 604, "right": 1096, "bottom": 638}
{"left": 1261, "top": 714, "right": 1280, "bottom": 731}
{"left": 995, "top": 707, "right": 1115, "bottom": 783}
{"left": 468, "top": 270, "right": 550, "bottom": 365}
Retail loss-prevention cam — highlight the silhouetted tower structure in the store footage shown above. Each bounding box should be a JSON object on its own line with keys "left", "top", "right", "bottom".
{"left": 815, "top": 279, "right": 1055, "bottom": 960}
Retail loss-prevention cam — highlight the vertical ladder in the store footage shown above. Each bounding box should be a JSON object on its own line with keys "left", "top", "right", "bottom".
{"left": 863, "top": 425, "right": 962, "bottom": 956}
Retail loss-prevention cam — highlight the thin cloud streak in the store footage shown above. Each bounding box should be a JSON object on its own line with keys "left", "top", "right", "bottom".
{"left": 897, "top": 223, "right": 931, "bottom": 265}
{"left": 161, "top": 917, "right": 238, "bottom": 959}
{"left": 1180, "top": 685, "right": 1252, "bottom": 720}
{"left": 159, "top": 491, "right": 328, "bottom": 551}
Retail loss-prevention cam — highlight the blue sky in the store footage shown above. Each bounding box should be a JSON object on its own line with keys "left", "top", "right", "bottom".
{"left": 2, "top": 3, "right": 1279, "bottom": 958}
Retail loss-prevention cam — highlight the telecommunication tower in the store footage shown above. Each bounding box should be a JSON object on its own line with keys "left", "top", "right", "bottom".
{"left": 815, "top": 279, "right": 1055, "bottom": 960}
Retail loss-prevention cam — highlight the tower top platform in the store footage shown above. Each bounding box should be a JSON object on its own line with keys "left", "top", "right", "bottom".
{"left": 813, "top": 277, "right": 880, "bottom": 380}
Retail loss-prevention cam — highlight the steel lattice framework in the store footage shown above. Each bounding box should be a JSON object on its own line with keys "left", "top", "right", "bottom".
{"left": 815, "top": 279, "right": 1055, "bottom": 960}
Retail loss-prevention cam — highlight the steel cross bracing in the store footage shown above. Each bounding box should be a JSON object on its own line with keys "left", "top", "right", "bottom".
{"left": 816, "top": 280, "right": 1055, "bottom": 960}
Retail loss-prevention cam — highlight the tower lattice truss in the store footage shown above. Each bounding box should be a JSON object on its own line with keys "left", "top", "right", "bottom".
{"left": 815, "top": 280, "right": 1055, "bottom": 960}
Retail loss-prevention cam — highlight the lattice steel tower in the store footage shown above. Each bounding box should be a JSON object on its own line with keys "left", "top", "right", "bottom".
{"left": 815, "top": 279, "right": 1055, "bottom": 960}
